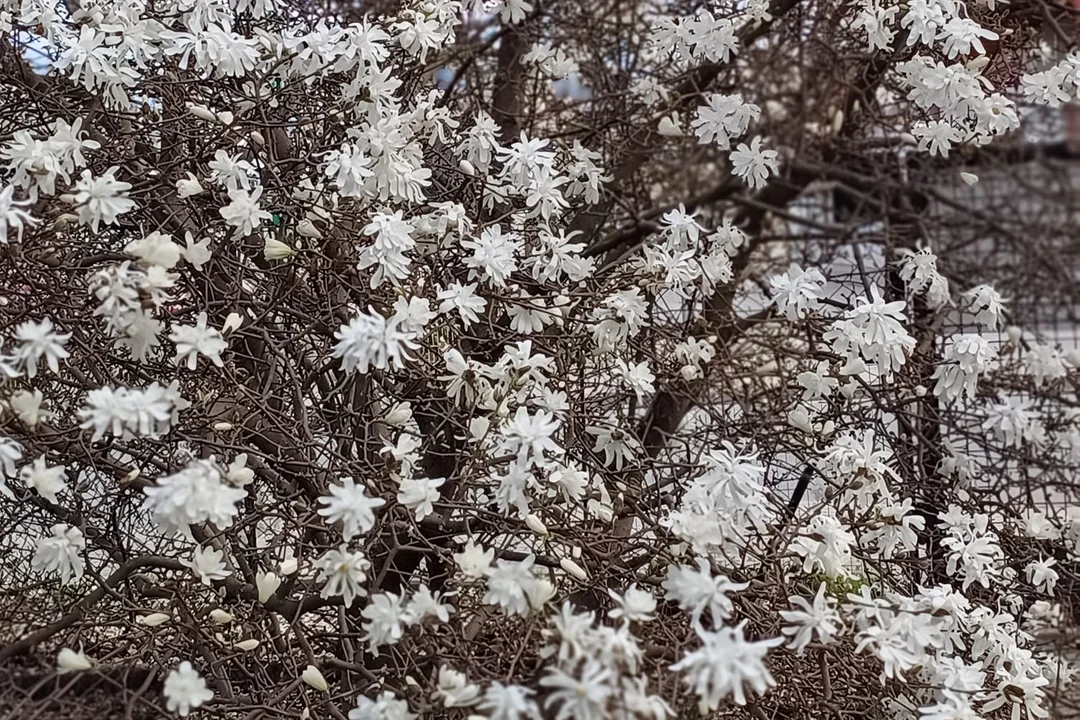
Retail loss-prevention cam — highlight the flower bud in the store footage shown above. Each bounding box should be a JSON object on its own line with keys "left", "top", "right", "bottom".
{"left": 187, "top": 103, "right": 217, "bottom": 122}
{"left": 209, "top": 609, "right": 233, "bottom": 625}
{"left": 302, "top": 665, "right": 328, "bottom": 692}
{"left": 296, "top": 218, "right": 323, "bottom": 239}
{"left": 525, "top": 513, "right": 548, "bottom": 537}
{"left": 560, "top": 557, "right": 588, "bottom": 581}
{"left": 256, "top": 572, "right": 281, "bottom": 604}
{"left": 139, "top": 612, "right": 171, "bottom": 627}
{"left": 263, "top": 237, "right": 294, "bottom": 261}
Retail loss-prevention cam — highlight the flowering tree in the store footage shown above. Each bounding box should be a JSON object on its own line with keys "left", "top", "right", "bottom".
{"left": 2, "top": 0, "right": 1080, "bottom": 718}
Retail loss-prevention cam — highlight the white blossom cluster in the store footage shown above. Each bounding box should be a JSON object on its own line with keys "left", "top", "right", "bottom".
{"left": 0, "top": 0, "right": 1077, "bottom": 719}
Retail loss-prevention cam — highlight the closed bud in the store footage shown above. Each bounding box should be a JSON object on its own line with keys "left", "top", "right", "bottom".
{"left": 263, "top": 237, "right": 294, "bottom": 261}
{"left": 256, "top": 572, "right": 281, "bottom": 604}
{"left": 187, "top": 103, "right": 217, "bottom": 122}
{"left": 209, "top": 609, "right": 233, "bottom": 624}
{"left": 301, "top": 665, "right": 328, "bottom": 692}
{"left": 525, "top": 513, "right": 548, "bottom": 537}
{"left": 560, "top": 557, "right": 588, "bottom": 581}
{"left": 139, "top": 612, "right": 171, "bottom": 627}
{"left": 830, "top": 109, "right": 844, "bottom": 135}
{"left": 296, "top": 218, "right": 323, "bottom": 239}
{"left": 459, "top": 159, "right": 476, "bottom": 176}
{"left": 234, "top": 639, "right": 260, "bottom": 651}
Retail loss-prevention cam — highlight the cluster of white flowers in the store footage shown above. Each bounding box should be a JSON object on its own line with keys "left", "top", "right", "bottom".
{"left": 3, "top": 1, "right": 1079, "bottom": 719}
{"left": 664, "top": 443, "right": 770, "bottom": 560}
{"left": 142, "top": 458, "right": 247, "bottom": 536}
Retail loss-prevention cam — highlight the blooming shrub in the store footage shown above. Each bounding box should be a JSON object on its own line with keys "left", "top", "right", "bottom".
{"left": 0, "top": 0, "right": 1078, "bottom": 719}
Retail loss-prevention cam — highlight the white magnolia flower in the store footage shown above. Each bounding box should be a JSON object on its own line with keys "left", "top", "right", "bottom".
{"left": 163, "top": 662, "right": 214, "bottom": 716}
{"left": 142, "top": 459, "right": 247, "bottom": 535}
{"left": 1025, "top": 557, "right": 1059, "bottom": 596}
{"left": 9, "top": 389, "right": 52, "bottom": 428}
{"left": 225, "top": 454, "right": 254, "bottom": 486}
{"left": 484, "top": 554, "right": 552, "bottom": 616}
{"left": 316, "top": 545, "right": 370, "bottom": 607}
{"left": 586, "top": 421, "right": 640, "bottom": 470}
{"left": 396, "top": 475, "right": 445, "bottom": 521}
{"left": 608, "top": 584, "right": 657, "bottom": 623}
{"left": 540, "top": 662, "right": 613, "bottom": 720}
{"left": 181, "top": 545, "right": 232, "bottom": 586}
{"left": 126, "top": 231, "right": 182, "bottom": 269}
{"left": 182, "top": 232, "right": 213, "bottom": 270}
{"left": 57, "top": 647, "right": 93, "bottom": 673}
{"left": 175, "top": 172, "right": 204, "bottom": 198}
{"left": 72, "top": 167, "right": 136, "bottom": 232}
{"left": 406, "top": 584, "right": 454, "bottom": 624}
{"left": 0, "top": 436, "right": 23, "bottom": 498}
{"left": 333, "top": 308, "right": 418, "bottom": 374}
{"left": 770, "top": 265, "right": 825, "bottom": 321}
{"left": 671, "top": 622, "right": 782, "bottom": 709}
{"left": 32, "top": 523, "right": 85, "bottom": 585}
{"left": 79, "top": 383, "right": 182, "bottom": 442}
{"left": 20, "top": 456, "right": 67, "bottom": 503}
{"left": 317, "top": 476, "right": 386, "bottom": 540}
{"left": 663, "top": 559, "right": 749, "bottom": 624}
{"left": 169, "top": 312, "right": 227, "bottom": 369}
{"left": 349, "top": 691, "right": 416, "bottom": 720}
{"left": 361, "top": 591, "right": 408, "bottom": 654}
{"left": 730, "top": 136, "right": 779, "bottom": 190}
{"left": 0, "top": 184, "right": 37, "bottom": 243}
{"left": 691, "top": 93, "right": 759, "bottom": 149}
{"left": 435, "top": 665, "right": 481, "bottom": 707}
{"left": 219, "top": 186, "right": 271, "bottom": 236}
{"left": 454, "top": 539, "right": 494, "bottom": 579}
{"left": 779, "top": 583, "right": 843, "bottom": 654}
{"left": 13, "top": 317, "right": 70, "bottom": 378}
{"left": 478, "top": 683, "right": 540, "bottom": 720}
